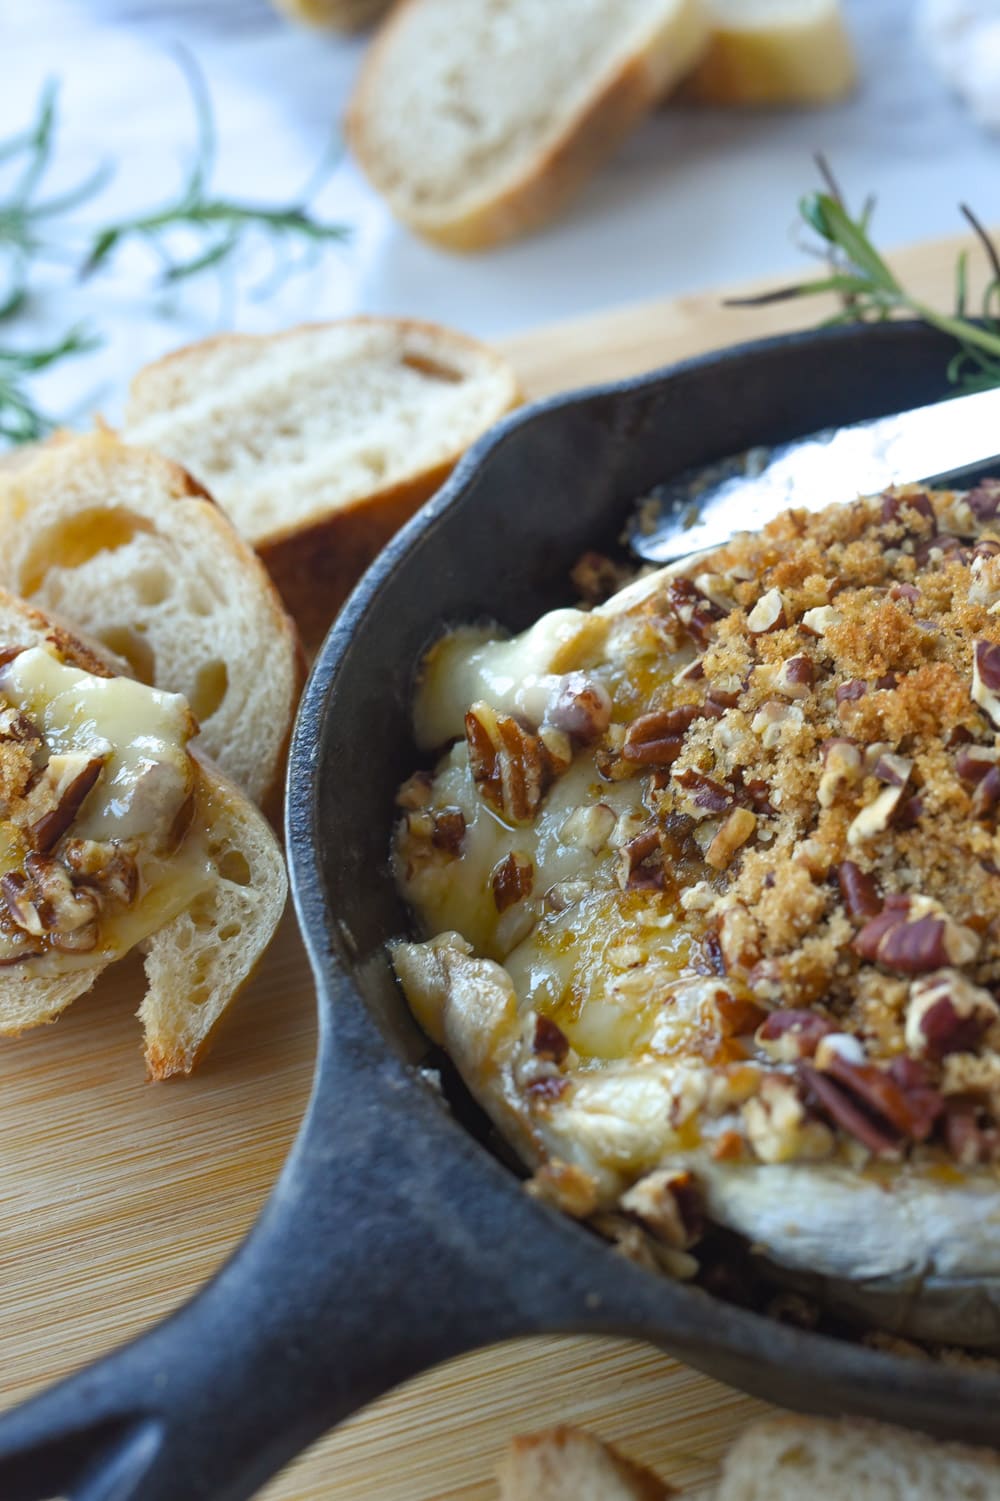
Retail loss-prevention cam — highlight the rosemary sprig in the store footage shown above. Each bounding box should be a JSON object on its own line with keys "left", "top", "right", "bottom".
{"left": 0, "top": 325, "right": 98, "bottom": 444}
{"left": 728, "top": 159, "right": 1000, "bottom": 395}
{"left": 80, "top": 53, "right": 350, "bottom": 284}
{"left": 0, "top": 80, "right": 110, "bottom": 318}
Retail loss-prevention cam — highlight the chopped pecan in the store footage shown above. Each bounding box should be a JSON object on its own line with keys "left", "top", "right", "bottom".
{"left": 26, "top": 754, "right": 105, "bottom": 855}
{"left": 847, "top": 784, "right": 904, "bottom": 843}
{"left": 622, "top": 706, "right": 697, "bottom": 765}
{"left": 873, "top": 752, "right": 912, "bottom": 788}
{"left": 617, "top": 826, "right": 663, "bottom": 890}
{"left": 943, "top": 1098, "right": 1000, "bottom": 1166}
{"left": 955, "top": 745, "right": 1000, "bottom": 785}
{"left": 756, "top": 1008, "right": 836, "bottom": 1062}
{"left": 743, "top": 1075, "right": 834, "bottom": 1163}
{"left": 971, "top": 766, "right": 1000, "bottom": 819}
{"left": 533, "top": 1014, "right": 570, "bottom": 1063}
{"left": 620, "top": 1169, "right": 703, "bottom": 1249}
{"left": 880, "top": 489, "right": 936, "bottom": 534}
{"left": 774, "top": 654, "right": 814, "bottom": 698}
{"left": 546, "top": 673, "right": 612, "bottom": 743}
{"left": 837, "top": 860, "right": 882, "bottom": 921}
{"left": 705, "top": 807, "right": 756, "bottom": 871}
{"left": 2, "top": 853, "right": 99, "bottom": 952}
{"left": 967, "top": 480, "right": 1000, "bottom": 521}
{"left": 818, "top": 738, "right": 861, "bottom": 808}
{"left": 665, "top": 576, "right": 724, "bottom": 647}
{"left": 395, "top": 770, "right": 433, "bottom": 810}
{"left": 801, "top": 605, "right": 842, "bottom": 636}
{"left": 62, "top": 839, "right": 138, "bottom": 907}
{"left": 673, "top": 767, "right": 733, "bottom": 815}
{"left": 890, "top": 581, "right": 921, "bottom": 603}
{"left": 746, "top": 587, "right": 786, "bottom": 634}
{"left": 465, "top": 702, "right": 568, "bottom": 823}
{"left": 853, "top": 894, "right": 980, "bottom": 974}
{"left": 836, "top": 678, "right": 868, "bottom": 704}
{"left": 905, "top": 969, "right": 999, "bottom": 1060}
{"left": 558, "top": 802, "right": 615, "bottom": 853}
{"left": 491, "top": 852, "right": 534, "bottom": 913}
{"left": 972, "top": 640, "right": 1000, "bottom": 729}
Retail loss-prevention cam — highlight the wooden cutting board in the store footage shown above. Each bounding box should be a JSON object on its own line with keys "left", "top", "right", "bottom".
{"left": 0, "top": 224, "right": 986, "bottom": 1501}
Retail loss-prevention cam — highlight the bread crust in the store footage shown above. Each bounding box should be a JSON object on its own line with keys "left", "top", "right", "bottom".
{"left": 346, "top": 0, "right": 710, "bottom": 251}
{"left": 126, "top": 318, "right": 521, "bottom": 640}
{"left": 270, "top": 0, "right": 389, "bottom": 28}
{"left": 0, "top": 431, "right": 305, "bottom": 812}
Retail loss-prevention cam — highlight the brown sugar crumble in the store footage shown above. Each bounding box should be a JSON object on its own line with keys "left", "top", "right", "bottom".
{"left": 396, "top": 482, "right": 1000, "bottom": 1176}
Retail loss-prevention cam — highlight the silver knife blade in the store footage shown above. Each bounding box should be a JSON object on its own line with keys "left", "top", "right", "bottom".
{"left": 630, "top": 384, "right": 1000, "bottom": 564}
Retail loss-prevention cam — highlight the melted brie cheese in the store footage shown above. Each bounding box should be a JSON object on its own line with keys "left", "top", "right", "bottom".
{"left": 0, "top": 647, "right": 215, "bottom": 971}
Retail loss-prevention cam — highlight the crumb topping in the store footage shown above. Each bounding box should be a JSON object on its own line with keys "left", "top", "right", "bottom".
{"left": 395, "top": 482, "right": 1000, "bottom": 1177}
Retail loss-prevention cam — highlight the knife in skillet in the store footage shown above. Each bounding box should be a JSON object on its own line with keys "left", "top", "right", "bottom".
{"left": 629, "top": 384, "right": 1000, "bottom": 564}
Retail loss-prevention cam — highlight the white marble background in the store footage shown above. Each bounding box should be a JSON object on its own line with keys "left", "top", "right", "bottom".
{"left": 1, "top": 0, "right": 998, "bottom": 428}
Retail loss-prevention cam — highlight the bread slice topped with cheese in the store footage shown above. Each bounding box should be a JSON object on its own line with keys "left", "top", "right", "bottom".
{"left": 123, "top": 318, "right": 521, "bottom": 640}
{"left": 0, "top": 431, "right": 303, "bottom": 811}
{"left": 346, "top": 0, "right": 710, "bottom": 251}
{"left": 0, "top": 590, "right": 287, "bottom": 1076}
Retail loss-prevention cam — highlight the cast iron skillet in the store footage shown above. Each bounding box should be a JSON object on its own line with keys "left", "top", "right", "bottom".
{"left": 1, "top": 323, "right": 999, "bottom": 1501}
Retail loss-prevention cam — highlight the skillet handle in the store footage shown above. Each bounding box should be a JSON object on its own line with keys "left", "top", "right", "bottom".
{"left": 0, "top": 1037, "right": 552, "bottom": 1501}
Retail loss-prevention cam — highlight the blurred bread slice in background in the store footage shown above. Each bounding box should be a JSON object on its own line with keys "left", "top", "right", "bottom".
{"left": 496, "top": 1426, "right": 675, "bottom": 1501}
{"left": 681, "top": 0, "right": 856, "bottom": 106}
{"left": 271, "top": 0, "right": 389, "bottom": 27}
{"left": 346, "top": 0, "right": 710, "bottom": 251}
{"left": 0, "top": 431, "right": 303, "bottom": 810}
{"left": 123, "top": 318, "right": 520, "bottom": 641}
{"left": 715, "top": 1414, "right": 1000, "bottom": 1499}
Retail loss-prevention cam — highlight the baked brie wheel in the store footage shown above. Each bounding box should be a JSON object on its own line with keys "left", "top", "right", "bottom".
{"left": 0, "top": 589, "right": 286, "bottom": 1076}
{"left": 393, "top": 481, "right": 1000, "bottom": 1347}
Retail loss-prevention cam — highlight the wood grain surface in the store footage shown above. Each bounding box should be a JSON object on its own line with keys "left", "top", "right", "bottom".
{"left": 0, "top": 225, "right": 984, "bottom": 1499}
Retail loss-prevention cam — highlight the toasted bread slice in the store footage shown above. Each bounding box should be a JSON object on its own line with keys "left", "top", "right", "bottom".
{"left": 717, "top": 1415, "right": 1000, "bottom": 1499}
{"left": 123, "top": 318, "right": 521, "bottom": 640}
{"left": 270, "top": 0, "right": 389, "bottom": 26}
{"left": 0, "top": 589, "right": 287, "bottom": 1076}
{"left": 345, "top": 0, "right": 710, "bottom": 251}
{"left": 496, "top": 1427, "right": 675, "bottom": 1501}
{"left": 0, "top": 431, "right": 303, "bottom": 810}
{"left": 682, "top": 0, "right": 856, "bottom": 107}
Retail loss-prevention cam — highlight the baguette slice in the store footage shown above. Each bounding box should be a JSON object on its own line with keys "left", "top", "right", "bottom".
{"left": 496, "top": 1427, "right": 675, "bottom": 1501}
{"left": 682, "top": 0, "right": 856, "bottom": 106}
{"left": 717, "top": 1415, "right": 1000, "bottom": 1500}
{"left": 346, "top": 0, "right": 710, "bottom": 252}
{"left": 270, "top": 0, "right": 389, "bottom": 27}
{"left": 0, "top": 590, "right": 287, "bottom": 1077}
{"left": 0, "top": 431, "right": 304, "bottom": 810}
{"left": 123, "top": 319, "right": 521, "bottom": 639}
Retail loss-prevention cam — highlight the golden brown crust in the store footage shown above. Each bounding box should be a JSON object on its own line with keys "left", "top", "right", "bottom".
{"left": 500, "top": 1426, "right": 676, "bottom": 1501}
{"left": 346, "top": 0, "right": 708, "bottom": 252}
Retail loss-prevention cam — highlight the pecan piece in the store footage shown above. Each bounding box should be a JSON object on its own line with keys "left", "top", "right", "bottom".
{"left": 546, "top": 673, "right": 611, "bottom": 744}
{"left": 665, "top": 576, "right": 724, "bottom": 647}
{"left": 62, "top": 839, "right": 138, "bottom": 908}
{"left": 955, "top": 745, "right": 1000, "bottom": 785}
{"left": 620, "top": 1169, "right": 703, "bottom": 1249}
{"left": 617, "top": 826, "right": 663, "bottom": 890}
{"left": 622, "top": 707, "right": 696, "bottom": 766}
{"left": 430, "top": 807, "right": 466, "bottom": 855}
{"left": 532, "top": 1014, "right": 569, "bottom": 1064}
{"left": 705, "top": 807, "right": 756, "bottom": 871}
{"left": 972, "top": 640, "right": 1000, "bottom": 729}
{"left": 943, "top": 1099, "right": 1000, "bottom": 1166}
{"left": 2, "top": 853, "right": 99, "bottom": 952}
{"left": 837, "top": 860, "right": 882, "bottom": 922}
{"left": 756, "top": 1009, "right": 836, "bottom": 1062}
{"left": 971, "top": 766, "right": 1000, "bottom": 820}
{"left": 673, "top": 766, "right": 733, "bottom": 815}
{"left": 491, "top": 852, "right": 534, "bottom": 913}
{"left": 746, "top": 587, "right": 786, "bottom": 634}
{"left": 465, "top": 702, "right": 568, "bottom": 823}
{"left": 798, "top": 1062, "right": 900, "bottom": 1157}
{"left": 26, "top": 754, "right": 106, "bottom": 855}
{"left": 853, "top": 895, "right": 980, "bottom": 974}
{"left": 905, "top": 969, "right": 999, "bottom": 1060}
{"left": 967, "top": 480, "right": 1000, "bottom": 521}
